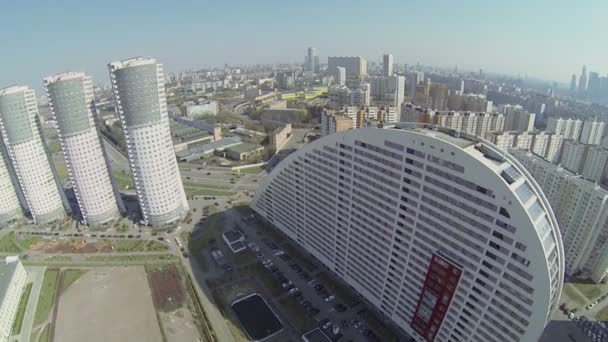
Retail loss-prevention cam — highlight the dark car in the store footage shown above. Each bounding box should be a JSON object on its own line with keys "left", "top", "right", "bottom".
{"left": 334, "top": 304, "right": 347, "bottom": 312}
{"left": 319, "top": 319, "right": 330, "bottom": 328}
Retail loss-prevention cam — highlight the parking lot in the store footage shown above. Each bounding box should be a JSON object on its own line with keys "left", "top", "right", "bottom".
{"left": 226, "top": 207, "right": 399, "bottom": 342}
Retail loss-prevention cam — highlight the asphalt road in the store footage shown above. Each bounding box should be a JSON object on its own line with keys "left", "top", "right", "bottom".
{"left": 101, "top": 137, "right": 262, "bottom": 192}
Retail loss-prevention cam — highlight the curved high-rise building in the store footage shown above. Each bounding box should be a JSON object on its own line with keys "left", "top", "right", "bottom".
{"left": 252, "top": 124, "right": 564, "bottom": 342}
{"left": 0, "top": 86, "right": 65, "bottom": 224}
{"left": 44, "top": 72, "right": 123, "bottom": 227}
{"left": 108, "top": 57, "right": 188, "bottom": 227}
{"left": 0, "top": 146, "right": 23, "bottom": 225}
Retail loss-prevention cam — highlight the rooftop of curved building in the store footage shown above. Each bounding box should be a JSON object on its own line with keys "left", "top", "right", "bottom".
{"left": 108, "top": 56, "right": 157, "bottom": 69}
{"left": 0, "top": 85, "right": 31, "bottom": 96}
{"left": 44, "top": 71, "right": 86, "bottom": 83}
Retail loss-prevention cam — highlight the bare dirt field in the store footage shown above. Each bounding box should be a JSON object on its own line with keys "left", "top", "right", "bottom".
{"left": 148, "top": 265, "right": 186, "bottom": 312}
{"left": 159, "top": 307, "right": 200, "bottom": 342}
{"left": 54, "top": 267, "right": 162, "bottom": 342}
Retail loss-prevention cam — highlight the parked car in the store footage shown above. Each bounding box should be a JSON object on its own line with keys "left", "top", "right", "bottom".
{"left": 324, "top": 295, "right": 336, "bottom": 302}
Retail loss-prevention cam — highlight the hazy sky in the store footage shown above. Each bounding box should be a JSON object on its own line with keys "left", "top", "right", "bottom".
{"left": 1, "top": 0, "right": 607, "bottom": 91}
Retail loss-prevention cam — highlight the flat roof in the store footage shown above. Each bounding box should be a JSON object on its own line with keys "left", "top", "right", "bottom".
{"left": 232, "top": 294, "right": 283, "bottom": 341}
{"left": 405, "top": 126, "right": 475, "bottom": 149}
{"left": 302, "top": 328, "right": 332, "bottom": 342}
{"left": 223, "top": 230, "right": 243, "bottom": 243}
{"left": 0, "top": 257, "right": 21, "bottom": 301}
{"left": 227, "top": 143, "right": 264, "bottom": 154}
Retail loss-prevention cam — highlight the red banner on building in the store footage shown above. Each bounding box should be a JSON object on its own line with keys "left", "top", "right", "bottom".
{"left": 410, "top": 253, "right": 462, "bottom": 342}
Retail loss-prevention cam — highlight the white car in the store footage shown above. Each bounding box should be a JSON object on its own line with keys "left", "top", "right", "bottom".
{"left": 322, "top": 321, "right": 333, "bottom": 330}
{"left": 324, "top": 295, "right": 336, "bottom": 302}
{"left": 288, "top": 287, "right": 299, "bottom": 295}
{"left": 281, "top": 281, "right": 293, "bottom": 288}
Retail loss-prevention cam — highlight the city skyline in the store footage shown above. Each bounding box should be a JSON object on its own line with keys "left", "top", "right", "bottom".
{"left": 1, "top": 0, "right": 607, "bottom": 91}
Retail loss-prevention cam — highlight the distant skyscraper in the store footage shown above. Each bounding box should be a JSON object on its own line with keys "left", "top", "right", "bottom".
{"left": 382, "top": 53, "right": 393, "bottom": 77}
{"left": 570, "top": 74, "right": 577, "bottom": 93}
{"left": 580, "top": 118, "right": 605, "bottom": 145}
{"left": 327, "top": 56, "right": 367, "bottom": 80}
{"left": 305, "top": 47, "right": 318, "bottom": 73}
{"left": 108, "top": 57, "right": 189, "bottom": 227}
{"left": 0, "top": 86, "right": 66, "bottom": 224}
{"left": 336, "top": 67, "right": 346, "bottom": 87}
{"left": 579, "top": 65, "right": 588, "bottom": 94}
{"left": 588, "top": 72, "right": 601, "bottom": 100}
{"left": 407, "top": 72, "right": 418, "bottom": 103}
{"left": 504, "top": 106, "right": 535, "bottom": 132}
{"left": 44, "top": 72, "right": 124, "bottom": 226}
{"left": 547, "top": 117, "right": 583, "bottom": 141}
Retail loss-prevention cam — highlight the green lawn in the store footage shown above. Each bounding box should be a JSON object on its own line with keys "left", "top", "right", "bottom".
{"left": 85, "top": 254, "right": 177, "bottom": 262}
{"left": 572, "top": 283, "right": 603, "bottom": 301}
{"left": 17, "top": 236, "right": 41, "bottom": 249}
{"left": 110, "top": 239, "right": 168, "bottom": 252}
{"left": 145, "top": 262, "right": 177, "bottom": 273}
{"left": 112, "top": 171, "right": 134, "bottom": 190}
{"left": 237, "top": 165, "right": 264, "bottom": 174}
{"left": 563, "top": 284, "right": 587, "bottom": 306}
{"left": 47, "top": 141, "right": 61, "bottom": 155}
{"left": 38, "top": 323, "right": 50, "bottom": 342}
{"left": 183, "top": 182, "right": 231, "bottom": 190}
{"left": 53, "top": 162, "right": 70, "bottom": 183}
{"left": 61, "top": 269, "right": 86, "bottom": 292}
{"left": 183, "top": 186, "right": 236, "bottom": 197}
{"left": 0, "top": 232, "right": 22, "bottom": 253}
{"left": 34, "top": 269, "right": 59, "bottom": 326}
{"left": 11, "top": 283, "right": 33, "bottom": 335}
{"left": 180, "top": 231, "right": 191, "bottom": 248}
{"left": 596, "top": 304, "right": 608, "bottom": 321}
{"left": 145, "top": 240, "right": 169, "bottom": 251}
{"left": 114, "top": 217, "right": 131, "bottom": 233}
{"left": 44, "top": 256, "right": 72, "bottom": 262}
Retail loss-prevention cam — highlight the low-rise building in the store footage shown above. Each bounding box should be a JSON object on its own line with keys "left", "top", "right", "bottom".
{"left": 176, "top": 137, "right": 242, "bottom": 162}
{"left": 222, "top": 230, "right": 246, "bottom": 253}
{"left": 224, "top": 143, "right": 264, "bottom": 161}
{"left": 185, "top": 101, "right": 219, "bottom": 117}
{"left": 270, "top": 124, "right": 292, "bottom": 150}
{"left": 0, "top": 256, "right": 27, "bottom": 342}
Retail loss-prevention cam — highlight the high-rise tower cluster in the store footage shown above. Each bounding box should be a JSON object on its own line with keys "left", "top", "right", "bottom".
{"left": 0, "top": 86, "right": 67, "bottom": 225}
{"left": 44, "top": 72, "right": 124, "bottom": 227}
{"left": 0, "top": 57, "right": 188, "bottom": 228}
{"left": 108, "top": 57, "right": 189, "bottom": 227}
